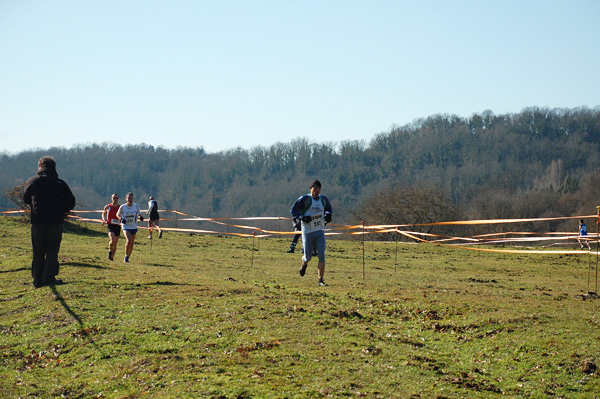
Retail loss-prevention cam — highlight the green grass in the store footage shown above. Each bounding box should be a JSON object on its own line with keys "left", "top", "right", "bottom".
{"left": 1, "top": 216, "right": 599, "bottom": 398}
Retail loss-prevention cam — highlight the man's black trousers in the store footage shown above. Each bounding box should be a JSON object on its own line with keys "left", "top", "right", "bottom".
{"left": 31, "top": 224, "right": 63, "bottom": 287}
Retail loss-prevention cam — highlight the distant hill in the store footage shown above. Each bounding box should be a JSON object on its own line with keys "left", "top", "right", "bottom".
{"left": 2, "top": 106, "right": 599, "bottom": 232}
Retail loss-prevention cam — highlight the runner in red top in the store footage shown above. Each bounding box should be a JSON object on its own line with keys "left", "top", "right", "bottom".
{"left": 101, "top": 193, "right": 121, "bottom": 261}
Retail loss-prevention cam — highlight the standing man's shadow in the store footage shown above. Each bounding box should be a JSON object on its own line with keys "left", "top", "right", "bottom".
{"left": 50, "top": 285, "right": 106, "bottom": 355}
{"left": 50, "top": 284, "right": 83, "bottom": 325}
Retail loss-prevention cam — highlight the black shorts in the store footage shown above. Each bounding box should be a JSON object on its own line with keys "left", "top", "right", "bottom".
{"left": 149, "top": 213, "right": 160, "bottom": 221}
{"left": 107, "top": 224, "right": 121, "bottom": 236}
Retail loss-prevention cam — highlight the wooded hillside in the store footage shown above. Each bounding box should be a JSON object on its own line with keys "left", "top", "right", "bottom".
{"left": 2, "top": 106, "right": 599, "bottom": 233}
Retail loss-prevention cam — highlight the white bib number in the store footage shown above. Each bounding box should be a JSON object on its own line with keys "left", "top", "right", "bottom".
{"left": 311, "top": 214, "right": 323, "bottom": 229}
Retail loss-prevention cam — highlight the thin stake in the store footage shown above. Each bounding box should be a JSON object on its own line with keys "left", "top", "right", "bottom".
{"left": 588, "top": 206, "right": 600, "bottom": 294}
{"left": 394, "top": 228, "right": 398, "bottom": 273}
{"left": 251, "top": 231, "right": 255, "bottom": 268}
{"left": 588, "top": 249, "right": 591, "bottom": 293}
{"left": 362, "top": 221, "right": 365, "bottom": 281}
{"left": 257, "top": 221, "right": 262, "bottom": 250}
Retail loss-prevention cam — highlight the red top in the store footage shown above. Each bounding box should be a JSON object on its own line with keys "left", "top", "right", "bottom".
{"left": 107, "top": 204, "right": 120, "bottom": 225}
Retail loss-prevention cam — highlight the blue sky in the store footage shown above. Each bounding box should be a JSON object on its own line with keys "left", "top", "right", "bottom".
{"left": 1, "top": 0, "right": 598, "bottom": 155}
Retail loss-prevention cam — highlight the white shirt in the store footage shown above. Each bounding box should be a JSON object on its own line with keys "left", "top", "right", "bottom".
{"left": 301, "top": 196, "right": 326, "bottom": 234}
{"left": 117, "top": 203, "right": 141, "bottom": 230}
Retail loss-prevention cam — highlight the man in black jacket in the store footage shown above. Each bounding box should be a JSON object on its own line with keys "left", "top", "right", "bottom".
{"left": 23, "top": 156, "right": 76, "bottom": 288}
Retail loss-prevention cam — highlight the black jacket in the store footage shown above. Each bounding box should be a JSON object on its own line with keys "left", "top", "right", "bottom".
{"left": 23, "top": 167, "right": 76, "bottom": 225}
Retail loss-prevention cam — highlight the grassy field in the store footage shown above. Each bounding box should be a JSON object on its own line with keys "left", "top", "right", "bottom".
{"left": 1, "top": 216, "right": 599, "bottom": 398}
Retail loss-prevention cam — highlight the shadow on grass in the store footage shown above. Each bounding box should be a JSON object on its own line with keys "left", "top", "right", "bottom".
{"left": 0, "top": 267, "right": 29, "bottom": 273}
{"left": 63, "top": 222, "right": 105, "bottom": 238}
{"left": 50, "top": 284, "right": 83, "bottom": 325}
{"left": 145, "top": 263, "right": 175, "bottom": 268}
{"left": 113, "top": 281, "right": 207, "bottom": 290}
{"left": 63, "top": 261, "right": 108, "bottom": 270}
{"left": 147, "top": 281, "right": 205, "bottom": 287}
{"left": 50, "top": 284, "right": 109, "bottom": 358}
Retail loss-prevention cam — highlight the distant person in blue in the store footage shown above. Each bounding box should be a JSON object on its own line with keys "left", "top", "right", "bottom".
{"left": 290, "top": 179, "right": 333, "bottom": 286}
{"left": 578, "top": 219, "right": 591, "bottom": 250}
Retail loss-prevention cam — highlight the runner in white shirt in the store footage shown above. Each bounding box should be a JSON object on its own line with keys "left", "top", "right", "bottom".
{"left": 116, "top": 192, "right": 143, "bottom": 263}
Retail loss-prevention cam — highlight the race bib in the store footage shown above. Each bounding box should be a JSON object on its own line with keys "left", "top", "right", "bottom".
{"left": 311, "top": 214, "right": 323, "bottom": 229}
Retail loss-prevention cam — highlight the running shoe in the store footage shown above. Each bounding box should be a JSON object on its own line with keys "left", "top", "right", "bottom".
{"left": 299, "top": 263, "right": 307, "bottom": 276}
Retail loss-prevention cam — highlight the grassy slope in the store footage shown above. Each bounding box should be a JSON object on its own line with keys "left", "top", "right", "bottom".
{"left": 1, "top": 217, "right": 599, "bottom": 398}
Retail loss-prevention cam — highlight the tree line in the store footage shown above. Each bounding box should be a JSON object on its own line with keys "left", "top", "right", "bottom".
{"left": 2, "top": 106, "right": 599, "bottom": 237}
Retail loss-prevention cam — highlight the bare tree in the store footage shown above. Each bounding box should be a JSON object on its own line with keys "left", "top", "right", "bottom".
{"left": 4, "top": 184, "right": 29, "bottom": 211}
{"left": 356, "top": 184, "right": 461, "bottom": 240}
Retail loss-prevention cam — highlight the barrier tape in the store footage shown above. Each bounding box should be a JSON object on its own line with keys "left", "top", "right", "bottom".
{"left": 396, "top": 229, "right": 596, "bottom": 255}
{"left": 3, "top": 208, "right": 599, "bottom": 255}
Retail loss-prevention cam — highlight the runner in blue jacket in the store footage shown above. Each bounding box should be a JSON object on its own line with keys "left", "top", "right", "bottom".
{"left": 290, "top": 179, "right": 332, "bottom": 286}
